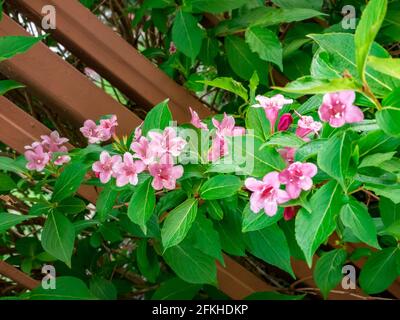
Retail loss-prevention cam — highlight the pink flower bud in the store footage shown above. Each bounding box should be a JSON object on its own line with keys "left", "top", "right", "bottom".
{"left": 277, "top": 113, "right": 293, "bottom": 131}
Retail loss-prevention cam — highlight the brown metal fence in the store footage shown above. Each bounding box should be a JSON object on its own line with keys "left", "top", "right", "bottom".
{"left": 0, "top": 0, "right": 397, "bottom": 300}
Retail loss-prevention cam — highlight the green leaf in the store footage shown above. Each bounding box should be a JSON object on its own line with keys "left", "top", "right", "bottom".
{"left": 0, "top": 80, "right": 24, "bottom": 95}
{"left": 0, "top": 156, "right": 28, "bottom": 174}
{"left": 200, "top": 175, "right": 242, "bottom": 200}
{"left": 275, "top": 76, "right": 361, "bottom": 95}
{"left": 354, "top": 0, "right": 388, "bottom": 81}
{"left": 200, "top": 77, "right": 248, "bottom": 101}
{"left": 161, "top": 198, "right": 198, "bottom": 251}
{"left": 187, "top": 214, "right": 223, "bottom": 263}
{"left": 155, "top": 189, "right": 187, "bottom": 216}
{"left": 376, "top": 106, "right": 400, "bottom": 137}
{"left": 185, "top": 0, "right": 247, "bottom": 13}
{"left": 128, "top": 177, "right": 155, "bottom": 234}
{"left": 142, "top": 99, "right": 172, "bottom": 136}
{"left": 314, "top": 249, "right": 347, "bottom": 299}
{"left": 198, "top": 37, "right": 219, "bottom": 66}
{"left": 245, "top": 26, "right": 282, "bottom": 71}
{"left": 151, "top": 277, "right": 201, "bottom": 300}
{"left": 368, "top": 56, "right": 400, "bottom": 79}
{"left": 318, "top": 131, "right": 352, "bottom": 189}
{"left": 340, "top": 199, "right": 380, "bottom": 249}
{"left": 0, "top": 36, "right": 43, "bottom": 61}
{"left": 96, "top": 185, "right": 118, "bottom": 222}
{"left": 163, "top": 240, "right": 217, "bottom": 285}
{"left": 0, "top": 172, "right": 16, "bottom": 192}
{"left": 242, "top": 204, "right": 283, "bottom": 233}
{"left": 52, "top": 162, "right": 88, "bottom": 203}
{"left": 245, "top": 107, "right": 270, "bottom": 142}
{"left": 359, "top": 247, "right": 399, "bottom": 294}
{"left": 379, "top": 197, "right": 400, "bottom": 227}
{"left": 0, "top": 213, "right": 30, "bottom": 234}
{"left": 262, "top": 131, "right": 305, "bottom": 149}
{"left": 295, "top": 139, "right": 326, "bottom": 162}
{"left": 381, "top": 220, "right": 400, "bottom": 239}
{"left": 225, "top": 35, "right": 269, "bottom": 85}
{"left": 271, "top": 0, "right": 322, "bottom": 10}
{"left": 225, "top": 135, "right": 286, "bottom": 177}
{"left": 137, "top": 239, "right": 160, "bottom": 283}
{"left": 144, "top": 0, "right": 174, "bottom": 9}
{"left": 244, "top": 224, "right": 294, "bottom": 277}
{"left": 58, "top": 197, "right": 86, "bottom": 215}
{"left": 29, "top": 277, "right": 96, "bottom": 300}
{"left": 89, "top": 278, "right": 117, "bottom": 300}
{"left": 206, "top": 200, "right": 224, "bottom": 220}
{"left": 41, "top": 212, "right": 75, "bottom": 267}
{"left": 358, "top": 130, "right": 400, "bottom": 157}
{"left": 215, "top": 208, "right": 246, "bottom": 256}
{"left": 295, "top": 181, "right": 343, "bottom": 266}
{"left": 309, "top": 33, "right": 400, "bottom": 97}
{"left": 359, "top": 152, "right": 396, "bottom": 168}
{"left": 172, "top": 10, "right": 204, "bottom": 61}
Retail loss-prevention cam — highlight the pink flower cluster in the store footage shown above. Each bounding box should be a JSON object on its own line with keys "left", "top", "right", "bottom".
{"left": 80, "top": 115, "right": 118, "bottom": 144}
{"left": 189, "top": 108, "right": 245, "bottom": 162}
{"left": 245, "top": 161, "right": 317, "bottom": 217}
{"left": 24, "top": 131, "right": 71, "bottom": 172}
{"left": 91, "top": 120, "right": 186, "bottom": 191}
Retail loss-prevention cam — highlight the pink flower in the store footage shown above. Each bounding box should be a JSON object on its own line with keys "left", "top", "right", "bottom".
{"left": 277, "top": 113, "right": 293, "bottom": 131}
{"left": 80, "top": 120, "right": 101, "bottom": 144}
{"left": 92, "top": 151, "right": 121, "bottom": 184}
{"left": 148, "top": 127, "right": 186, "bottom": 158}
{"left": 131, "top": 136, "right": 156, "bottom": 165}
{"left": 283, "top": 206, "right": 299, "bottom": 221}
{"left": 278, "top": 162, "right": 318, "bottom": 199}
{"left": 245, "top": 172, "right": 290, "bottom": 216}
{"left": 24, "top": 145, "right": 50, "bottom": 172}
{"left": 318, "top": 91, "right": 364, "bottom": 128}
{"left": 278, "top": 147, "right": 296, "bottom": 164}
{"left": 41, "top": 131, "right": 69, "bottom": 152}
{"left": 148, "top": 163, "right": 183, "bottom": 190}
{"left": 54, "top": 155, "right": 71, "bottom": 166}
{"left": 253, "top": 94, "right": 293, "bottom": 131}
{"left": 208, "top": 113, "right": 245, "bottom": 162}
{"left": 134, "top": 124, "right": 143, "bottom": 141}
{"left": 296, "top": 115, "right": 322, "bottom": 138}
{"left": 189, "top": 107, "right": 208, "bottom": 130}
{"left": 84, "top": 67, "right": 101, "bottom": 81}
{"left": 208, "top": 136, "right": 227, "bottom": 162}
{"left": 212, "top": 113, "right": 245, "bottom": 138}
{"left": 113, "top": 153, "right": 145, "bottom": 187}
{"left": 98, "top": 115, "right": 118, "bottom": 141}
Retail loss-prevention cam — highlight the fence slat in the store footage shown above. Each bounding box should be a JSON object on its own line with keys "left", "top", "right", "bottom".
{"left": 12, "top": 0, "right": 211, "bottom": 122}
{"left": 0, "top": 14, "right": 142, "bottom": 136}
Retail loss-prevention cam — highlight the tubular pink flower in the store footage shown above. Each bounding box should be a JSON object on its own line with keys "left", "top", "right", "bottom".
{"left": 54, "top": 155, "right": 71, "bottom": 166}
{"left": 278, "top": 147, "right": 296, "bottom": 164}
{"left": 318, "top": 91, "right": 364, "bottom": 128}
{"left": 278, "top": 162, "right": 318, "bottom": 199}
{"left": 80, "top": 120, "right": 101, "bottom": 144}
{"left": 113, "top": 153, "right": 146, "bottom": 187}
{"left": 253, "top": 94, "right": 293, "bottom": 130}
{"left": 148, "top": 127, "right": 187, "bottom": 158}
{"left": 277, "top": 113, "right": 293, "bottom": 131}
{"left": 131, "top": 136, "right": 156, "bottom": 165}
{"left": 208, "top": 113, "right": 245, "bottom": 162}
{"left": 245, "top": 172, "right": 290, "bottom": 216}
{"left": 92, "top": 151, "right": 121, "bottom": 184}
{"left": 189, "top": 107, "right": 208, "bottom": 130}
{"left": 41, "top": 131, "right": 69, "bottom": 152}
{"left": 98, "top": 115, "right": 118, "bottom": 141}
{"left": 24, "top": 145, "right": 50, "bottom": 172}
{"left": 148, "top": 162, "right": 184, "bottom": 190}
{"left": 296, "top": 115, "right": 322, "bottom": 138}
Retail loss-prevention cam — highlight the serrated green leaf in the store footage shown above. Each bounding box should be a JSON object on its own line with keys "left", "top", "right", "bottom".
{"left": 200, "top": 175, "right": 242, "bottom": 200}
